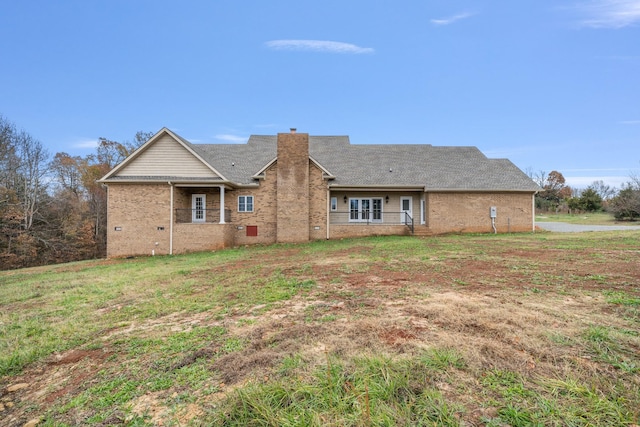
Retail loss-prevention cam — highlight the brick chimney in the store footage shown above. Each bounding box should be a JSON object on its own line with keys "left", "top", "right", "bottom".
{"left": 276, "top": 129, "right": 310, "bottom": 243}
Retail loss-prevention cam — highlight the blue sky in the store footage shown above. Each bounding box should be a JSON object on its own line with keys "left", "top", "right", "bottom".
{"left": 1, "top": 1, "right": 639, "bottom": 189}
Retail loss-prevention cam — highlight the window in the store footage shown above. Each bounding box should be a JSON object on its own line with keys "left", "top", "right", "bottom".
{"left": 372, "top": 198, "right": 382, "bottom": 220}
{"left": 192, "top": 194, "right": 206, "bottom": 223}
{"left": 330, "top": 197, "right": 337, "bottom": 211}
{"left": 350, "top": 199, "right": 359, "bottom": 220}
{"left": 238, "top": 195, "right": 254, "bottom": 212}
{"left": 349, "top": 198, "right": 383, "bottom": 222}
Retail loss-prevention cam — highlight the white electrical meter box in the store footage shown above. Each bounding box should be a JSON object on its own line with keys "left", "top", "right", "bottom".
{"left": 490, "top": 206, "right": 497, "bottom": 218}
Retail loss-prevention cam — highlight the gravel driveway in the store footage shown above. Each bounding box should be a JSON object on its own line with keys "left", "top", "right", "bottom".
{"left": 536, "top": 222, "right": 640, "bottom": 232}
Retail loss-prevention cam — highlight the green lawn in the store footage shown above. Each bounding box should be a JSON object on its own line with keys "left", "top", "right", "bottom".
{"left": 1, "top": 232, "right": 639, "bottom": 426}
{"left": 536, "top": 211, "right": 637, "bottom": 225}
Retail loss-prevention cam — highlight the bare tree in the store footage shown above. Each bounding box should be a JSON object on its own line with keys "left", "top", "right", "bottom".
{"left": 0, "top": 115, "right": 19, "bottom": 190}
{"left": 1, "top": 115, "right": 151, "bottom": 269}
{"left": 589, "top": 180, "right": 616, "bottom": 200}
{"left": 526, "top": 169, "right": 547, "bottom": 188}
{"left": 51, "top": 152, "right": 84, "bottom": 198}
{"left": 14, "top": 131, "right": 50, "bottom": 230}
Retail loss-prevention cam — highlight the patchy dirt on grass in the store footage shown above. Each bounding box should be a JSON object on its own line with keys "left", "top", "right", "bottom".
{"left": 2, "top": 235, "right": 640, "bottom": 426}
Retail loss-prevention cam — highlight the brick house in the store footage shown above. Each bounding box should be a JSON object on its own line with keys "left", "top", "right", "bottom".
{"left": 99, "top": 128, "right": 540, "bottom": 257}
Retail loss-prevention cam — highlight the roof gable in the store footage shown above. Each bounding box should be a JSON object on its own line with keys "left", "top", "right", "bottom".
{"left": 99, "top": 128, "right": 224, "bottom": 181}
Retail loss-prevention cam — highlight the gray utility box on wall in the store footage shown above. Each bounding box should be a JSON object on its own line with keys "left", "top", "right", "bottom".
{"left": 490, "top": 206, "right": 497, "bottom": 218}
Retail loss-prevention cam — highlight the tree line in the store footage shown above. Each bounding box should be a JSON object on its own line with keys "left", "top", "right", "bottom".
{"left": 0, "top": 115, "right": 150, "bottom": 270}
{"left": 531, "top": 169, "right": 640, "bottom": 220}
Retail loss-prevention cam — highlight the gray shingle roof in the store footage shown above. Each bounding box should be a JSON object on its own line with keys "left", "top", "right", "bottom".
{"left": 187, "top": 135, "right": 539, "bottom": 192}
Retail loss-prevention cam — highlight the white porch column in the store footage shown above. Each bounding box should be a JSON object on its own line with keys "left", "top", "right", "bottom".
{"left": 219, "top": 186, "right": 226, "bottom": 224}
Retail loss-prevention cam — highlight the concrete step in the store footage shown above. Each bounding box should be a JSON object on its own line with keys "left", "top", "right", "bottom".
{"left": 411, "top": 227, "right": 433, "bottom": 236}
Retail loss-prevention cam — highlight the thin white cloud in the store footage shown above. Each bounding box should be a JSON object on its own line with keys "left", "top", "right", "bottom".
{"left": 265, "top": 40, "right": 374, "bottom": 54}
{"left": 620, "top": 119, "right": 640, "bottom": 124}
{"left": 562, "top": 167, "right": 632, "bottom": 172}
{"left": 73, "top": 138, "right": 98, "bottom": 149}
{"left": 430, "top": 12, "right": 475, "bottom": 26}
{"left": 215, "top": 134, "right": 247, "bottom": 143}
{"left": 564, "top": 175, "right": 629, "bottom": 188}
{"left": 577, "top": 0, "right": 640, "bottom": 28}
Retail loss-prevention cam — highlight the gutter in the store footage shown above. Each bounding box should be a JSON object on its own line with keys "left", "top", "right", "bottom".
{"left": 328, "top": 184, "right": 426, "bottom": 191}
{"left": 426, "top": 188, "right": 540, "bottom": 193}
{"left": 329, "top": 184, "right": 539, "bottom": 193}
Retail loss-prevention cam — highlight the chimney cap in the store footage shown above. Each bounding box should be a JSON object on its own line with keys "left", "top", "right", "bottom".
{"left": 290, "top": 128, "right": 297, "bottom": 134}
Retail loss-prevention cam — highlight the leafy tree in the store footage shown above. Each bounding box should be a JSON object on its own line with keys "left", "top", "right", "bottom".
{"left": 578, "top": 187, "right": 603, "bottom": 212}
{"left": 610, "top": 184, "right": 640, "bottom": 221}
{"left": 567, "top": 196, "right": 581, "bottom": 213}
{"left": 535, "top": 170, "right": 572, "bottom": 212}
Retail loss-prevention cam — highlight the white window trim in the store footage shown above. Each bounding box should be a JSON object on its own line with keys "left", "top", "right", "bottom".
{"left": 330, "top": 197, "right": 338, "bottom": 211}
{"left": 238, "top": 195, "right": 254, "bottom": 213}
{"left": 348, "top": 197, "right": 383, "bottom": 223}
{"left": 192, "top": 194, "right": 206, "bottom": 223}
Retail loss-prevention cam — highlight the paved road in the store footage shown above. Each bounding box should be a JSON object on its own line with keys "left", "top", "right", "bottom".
{"left": 536, "top": 222, "right": 640, "bottom": 232}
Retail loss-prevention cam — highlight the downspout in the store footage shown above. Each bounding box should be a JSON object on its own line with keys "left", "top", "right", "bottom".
{"left": 169, "top": 182, "right": 174, "bottom": 255}
{"left": 532, "top": 192, "right": 537, "bottom": 232}
{"left": 326, "top": 188, "right": 330, "bottom": 240}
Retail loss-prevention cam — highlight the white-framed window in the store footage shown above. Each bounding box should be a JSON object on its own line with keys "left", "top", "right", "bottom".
{"left": 238, "top": 195, "right": 254, "bottom": 212}
{"left": 349, "top": 198, "right": 383, "bottom": 222}
{"left": 192, "top": 194, "right": 206, "bottom": 223}
{"left": 330, "top": 197, "right": 338, "bottom": 211}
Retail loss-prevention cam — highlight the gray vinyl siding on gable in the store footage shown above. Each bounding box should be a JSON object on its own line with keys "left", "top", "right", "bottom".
{"left": 117, "top": 134, "right": 218, "bottom": 178}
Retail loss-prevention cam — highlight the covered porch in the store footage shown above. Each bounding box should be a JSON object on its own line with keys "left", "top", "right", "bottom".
{"left": 169, "top": 184, "right": 235, "bottom": 254}
{"left": 327, "top": 189, "right": 428, "bottom": 238}
{"left": 171, "top": 185, "right": 231, "bottom": 224}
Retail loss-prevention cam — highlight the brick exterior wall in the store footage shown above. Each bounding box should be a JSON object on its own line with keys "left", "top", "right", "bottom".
{"left": 107, "top": 184, "right": 234, "bottom": 257}
{"left": 106, "top": 184, "right": 172, "bottom": 257}
{"left": 107, "top": 183, "right": 534, "bottom": 258}
{"left": 309, "top": 163, "right": 328, "bottom": 240}
{"left": 232, "top": 165, "right": 278, "bottom": 246}
{"left": 427, "top": 192, "right": 534, "bottom": 233}
{"left": 276, "top": 132, "right": 310, "bottom": 243}
{"left": 330, "top": 224, "right": 411, "bottom": 238}
{"left": 172, "top": 223, "right": 234, "bottom": 253}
